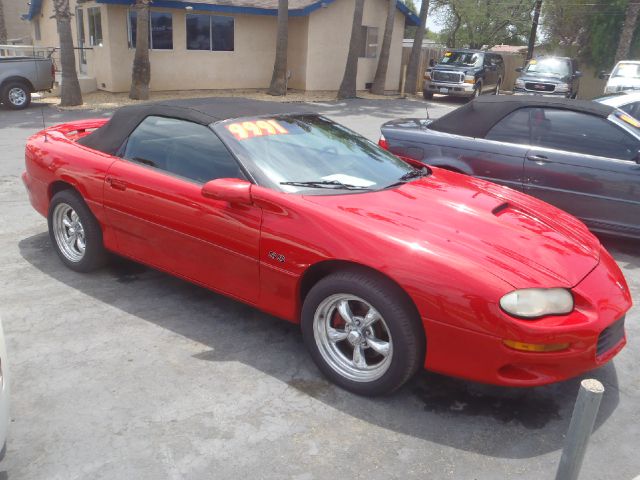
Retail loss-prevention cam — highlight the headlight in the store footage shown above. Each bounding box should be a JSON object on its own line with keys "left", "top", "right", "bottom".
{"left": 515, "top": 78, "right": 525, "bottom": 88}
{"left": 500, "top": 288, "right": 574, "bottom": 319}
{"left": 555, "top": 83, "right": 570, "bottom": 93}
{"left": 464, "top": 75, "right": 475, "bottom": 84}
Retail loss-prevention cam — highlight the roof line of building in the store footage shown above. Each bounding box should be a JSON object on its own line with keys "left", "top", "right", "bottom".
{"left": 23, "top": 0, "right": 420, "bottom": 26}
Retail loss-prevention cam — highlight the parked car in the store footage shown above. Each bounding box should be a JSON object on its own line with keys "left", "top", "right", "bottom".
{"left": 600, "top": 61, "right": 640, "bottom": 94}
{"left": 380, "top": 95, "right": 640, "bottom": 240}
{"left": 0, "top": 55, "right": 55, "bottom": 110}
{"left": 423, "top": 49, "right": 504, "bottom": 100}
{"left": 513, "top": 56, "right": 581, "bottom": 98}
{"left": 0, "top": 318, "right": 9, "bottom": 460}
{"left": 23, "top": 100, "right": 631, "bottom": 395}
{"left": 595, "top": 91, "right": 640, "bottom": 119}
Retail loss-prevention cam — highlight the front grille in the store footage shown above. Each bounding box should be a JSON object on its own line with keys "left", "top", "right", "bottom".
{"left": 525, "top": 82, "right": 556, "bottom": 92}
{"left": 432, "top": 71, "right": 463, "bottom": 83}
{"left": 597, "top": 316, "right": 625, "bottom": 357}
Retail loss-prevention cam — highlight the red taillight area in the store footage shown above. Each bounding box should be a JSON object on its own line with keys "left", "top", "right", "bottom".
{"left": 378, "top": 135, "right": 389, "bottom": 150}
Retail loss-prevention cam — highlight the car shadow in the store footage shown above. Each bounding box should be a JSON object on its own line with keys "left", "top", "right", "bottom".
{"left": 18, "top": 232, "right": 622, "bottom": 459}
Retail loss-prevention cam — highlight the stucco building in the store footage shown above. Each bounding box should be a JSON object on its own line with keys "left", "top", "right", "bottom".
{"left": 2, "top": 0, "right": 31, "bottom": 43}
{"left": 23, "top": 0, "right": 418, "bottom": 93}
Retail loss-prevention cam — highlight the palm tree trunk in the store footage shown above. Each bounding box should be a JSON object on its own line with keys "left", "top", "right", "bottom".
{"left": 371, "top": 0, "right": 396, "bottom": 95}
{"left": 338, "top": 0, "right": 365, "bottom": 99}
{"left": 268, "top": 0, "right": 288, "bottom": 95}
{"left": 615, "top": 1, "right": 640, "bottom": 63}
{"left": 52, "top": 0, "right": 82, "bottom": 106}
{"left": 0, "top": 0, "right": 8, "bottom": 44}
{"left": 405, "top": 0, "right": 430, "bottom": 95}
{"left": 129, "top": 0, "right": 150, "bottom": 100}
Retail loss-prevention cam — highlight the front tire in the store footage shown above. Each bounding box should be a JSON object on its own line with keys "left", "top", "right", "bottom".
{"left": 423, "top": 90, "right": 434, "bottom": 100}
{"left": 1, "top": 81, "right": 31, "bottom": 110}
{"left": 301, "top": 270, "right": 425, "bottom": 396}
{"left": 48, "top": 190, "right": 108, "bottom": 272}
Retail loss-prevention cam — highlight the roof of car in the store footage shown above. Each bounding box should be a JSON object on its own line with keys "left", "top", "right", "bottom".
{"left": 428, "top": 95, "right": 616, "bottom": 138}
{"left": 77, "top": 98, "right": 309, "bottom": 155}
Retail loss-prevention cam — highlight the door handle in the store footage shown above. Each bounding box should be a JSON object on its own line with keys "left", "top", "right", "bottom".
{"left": 106, "top": 176, "right": 127, "bottom": 191}
{"left": 526, "top": 154, "right": 549, "bottom": 163}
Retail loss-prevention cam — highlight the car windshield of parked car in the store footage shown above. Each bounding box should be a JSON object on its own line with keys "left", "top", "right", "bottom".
{"left": 215, "top": 115, "right": 417, "bottom": 194}
{"left": 612, "top": 62, "right": 640, "bottom": 78}
{"left": 439, "top": 51, "right": 482, "bottom": 67}
{"left": 525, "top": 58, "right": 570, "bottom": 77}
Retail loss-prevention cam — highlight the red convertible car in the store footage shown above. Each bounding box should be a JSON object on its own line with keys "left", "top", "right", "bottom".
{"left": 23, "top": 100, "right": 632, "bottom": 395}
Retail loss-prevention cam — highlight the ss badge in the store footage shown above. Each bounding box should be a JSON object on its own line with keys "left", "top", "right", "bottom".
{"left": 268, "top": 251, "right": 286, "bottom": 263}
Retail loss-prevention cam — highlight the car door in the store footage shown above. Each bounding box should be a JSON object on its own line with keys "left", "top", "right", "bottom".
{"left": 103, "top": 115, "right": 262, "bottom": 302}
{"left": 523, "top": 108, "right": 640, "bottom": 236}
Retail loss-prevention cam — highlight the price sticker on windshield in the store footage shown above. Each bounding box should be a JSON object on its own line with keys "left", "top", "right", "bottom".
{"left": 618, "top": 112, "right": 640, "bottom": 128}
{"left": 226, "top": 119, "right": 289, "bottom": 141}
{"left": 444, "top": 52, "right": 452, "bottom": 57}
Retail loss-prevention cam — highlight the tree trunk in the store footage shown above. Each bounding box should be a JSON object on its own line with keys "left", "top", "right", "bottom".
{"left": 268, "top": 0, "right": 288, "bottom": 95}
{"left": 52, "top": 0, "right": 82, "bottom": 106}
{"left": 526, "top": 0, "right": 542, "bottom": 61}
{"left": 371, "top": 0, "right": 396, "bottom": 95}
{"left": 338, "top": 0, "right": 365, "bottom": 100}
{"left": 129, "top": 0, "right": 150, "bottom": 100}
{"left": 0, "top": 0, "right": 8, "bottom": 44}
{"left": 405, "top": 0, "right": 429, "bottom": 95}
{"left": 615, "top": 1, "right": 640, "bottom": 63}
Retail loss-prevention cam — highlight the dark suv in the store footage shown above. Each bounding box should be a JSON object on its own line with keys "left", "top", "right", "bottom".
{"left": 423, "top": 50, "right": 504, "bottom": 100}
{"left": 513, "top": 56, "right": 581, "bottom": 98}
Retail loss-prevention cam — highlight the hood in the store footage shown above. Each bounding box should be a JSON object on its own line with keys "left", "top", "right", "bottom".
{"left": 303, "top": 170, "right": 600, "bottom": 289}
{"left": 606, "top": 76, "right": 640, "bottom": 88}
{"left": 518, "top": 74, "right": 571, "bottom": 84}
{"left": 432, "top": 64, "right": 477, "bottom": 74}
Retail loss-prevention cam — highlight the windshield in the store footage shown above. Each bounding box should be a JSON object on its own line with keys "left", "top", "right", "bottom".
{"left": 612, "top": 62, "right": 640, "bottom": 79}
{"left": 439, "top": 51, "right": 482, "bottom": 67}
{"left": 525, "top": 58, "right": 570, "bottom": 77}
{"left": 215, "top": 115, "right": 417, "bottom": 194}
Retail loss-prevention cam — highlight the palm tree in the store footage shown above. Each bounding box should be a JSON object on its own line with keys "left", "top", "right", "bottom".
{"left": 52, "top": 0, "right": 82, "bottom": 106}
{"left": 268, "top": 0, "right": 288, "bottom": 95}
{"left": 0, "top": 0, "right": 8, "bottom": 44}
{"left": 371, "top": 0, "right": 396, "bottom": 95}
{"left": 129, "top": 0, "right": 150, "bottom": 100}
{"left": 615, "top": 1, "right": 640, "bottom": 63}
{"left": 338, "top": 0, "right": 365, "bottom": 99}
{"left": 405, "top": 0, "right": 429, "bottom": 95}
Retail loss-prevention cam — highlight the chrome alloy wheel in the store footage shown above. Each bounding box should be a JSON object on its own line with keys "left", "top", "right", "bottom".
{"left": 8, "top": 87, "right": 27, "bottom": 107}
{"left": 52, "top": 203, "right": 86, "bottom": 262}
{"left": 313, "top": 294, "right": 393, "bottom": 382}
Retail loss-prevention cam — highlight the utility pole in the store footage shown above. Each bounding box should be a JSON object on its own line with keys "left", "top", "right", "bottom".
{"left": 526, "top": 0, "right": 543, "bottom": 61}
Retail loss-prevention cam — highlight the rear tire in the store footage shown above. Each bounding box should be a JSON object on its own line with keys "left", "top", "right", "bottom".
{"left": 1, "top": 81, "right": 31, "bottom": 110}
{"left": 48, "top": 190, "right": 108, "bottom": 272}
{"left": 301, "top": 269, "right": 425, "bottom": 396}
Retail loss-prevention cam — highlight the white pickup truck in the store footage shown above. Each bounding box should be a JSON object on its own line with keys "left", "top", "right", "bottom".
{"left": 0, "top": 56, "right": 55, "bottom": 110}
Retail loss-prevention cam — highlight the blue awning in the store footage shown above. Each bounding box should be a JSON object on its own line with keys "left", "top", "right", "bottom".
{"left": 24, "top": 0, "right": 420, "bottom": 26}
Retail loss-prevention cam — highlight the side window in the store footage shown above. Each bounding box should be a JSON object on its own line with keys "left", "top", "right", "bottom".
{"left": 123, "top": 116, "right": 244, "bottom": 183}
{"left": 485, "top": 108, "right": 532, "bottom": 145}
{"left": 532, "top": 109, "right": 640, "bottom": 160}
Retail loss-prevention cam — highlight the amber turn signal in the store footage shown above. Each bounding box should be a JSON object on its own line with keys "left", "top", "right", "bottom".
{"left": 503, "top": 339, "right": 570, "bottom": 353}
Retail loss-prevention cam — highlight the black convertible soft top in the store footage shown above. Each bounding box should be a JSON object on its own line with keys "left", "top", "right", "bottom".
{"left": 428, "top": 95, "right": 617, "bottom": 138}
{"left": 77, "top": 98, "right": 308, "bottom": 155}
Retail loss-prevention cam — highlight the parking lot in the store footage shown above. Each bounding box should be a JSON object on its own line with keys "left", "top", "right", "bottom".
{"left": 0, "top": 97, "right": 638, "bottom": 479}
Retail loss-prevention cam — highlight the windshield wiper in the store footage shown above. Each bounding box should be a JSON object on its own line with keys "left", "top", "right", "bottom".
{"left": 384, "top": 167, "right": 430, "bottom": 189}
{"left": 280, "top": 180, "right": 371, "bottom": 190}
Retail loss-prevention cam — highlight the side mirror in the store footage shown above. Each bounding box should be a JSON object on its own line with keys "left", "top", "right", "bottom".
{"left": 599, "top": 70, "right": 610, "bottom": 80}
{"left": 515, "top": 67, "right": 523, "bottom": 73}
{"left": 429, "top": 59, "right": 436, "bottom": 67}
{"left": 574, "top": 71, "right": 582, "bottom": 78}
{"left": 201, "top": 178, "right": 252, "bottom": 204}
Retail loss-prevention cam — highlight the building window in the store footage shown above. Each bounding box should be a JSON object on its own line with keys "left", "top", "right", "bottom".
{"left": 128, "top": 10, "right": 173, "bottom": 50}
{"left": 359, "top": 26, "right": 378, "bottom": 58}
{"left": 186, "top": 14, "right": 234, "bottom": 51}
{"left": 34, "top": 18, "right": 41, "bottom": 41}
{"left": 88, "top": 7, "right": 103, "bottom": 46}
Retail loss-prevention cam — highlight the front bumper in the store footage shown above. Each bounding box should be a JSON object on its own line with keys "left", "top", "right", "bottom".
{"left": 513, "top": 87, "right": 571, "bottom": 98}
{"left": 424, "top": 80, "right": 476, "bottom": 97}
{"left": 422, "top": 247, "right": 632, "bottom": 386}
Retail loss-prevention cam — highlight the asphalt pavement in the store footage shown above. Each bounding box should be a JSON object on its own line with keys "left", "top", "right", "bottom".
{"left": 0, "top": 96, "right": 638, "bottom": 480}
